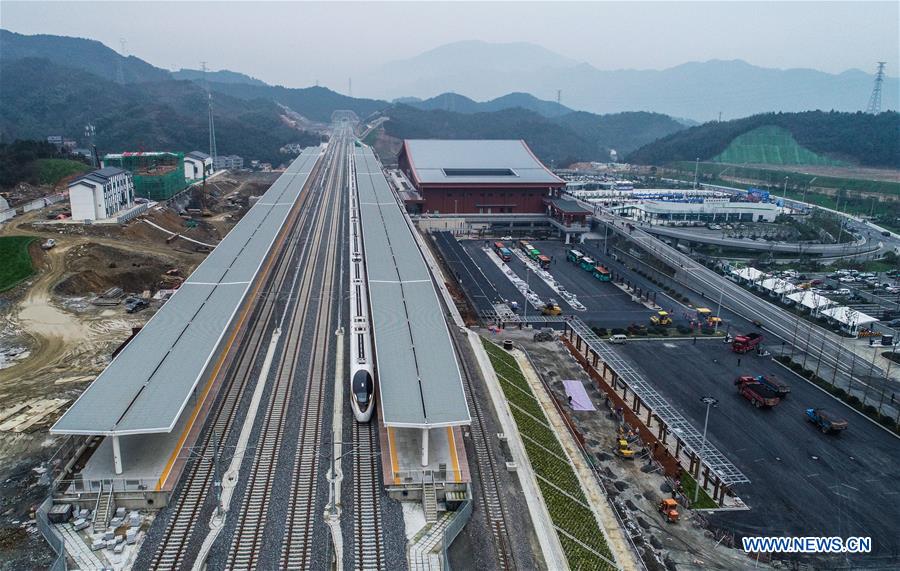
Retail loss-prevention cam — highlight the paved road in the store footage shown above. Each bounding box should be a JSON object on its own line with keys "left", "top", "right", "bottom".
{"left": 614, "top": 339, "right": 900, "bottom": 567}
{"left": 458, "top": 240, "right": 651, "bottom": 328}
{"left": 643, "top": 224, "right": 878, "bottom": 255}
{"left": 595, "top": 215, "right": 899, "bottom": 419}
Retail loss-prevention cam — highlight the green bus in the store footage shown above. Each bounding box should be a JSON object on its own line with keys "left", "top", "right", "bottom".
{"left": 567, "top": 249, "right": 584, "bottom": 264}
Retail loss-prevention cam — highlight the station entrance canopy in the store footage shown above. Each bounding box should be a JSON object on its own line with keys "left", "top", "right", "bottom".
{"left": 52, "top": 148, "right": 321, "bottom": 436}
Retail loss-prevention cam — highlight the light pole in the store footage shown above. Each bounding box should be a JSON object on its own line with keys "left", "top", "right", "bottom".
{"left": 693, "top": 158, "right": 700, "bottom": 190}
{"left": 695, "top": 396, "right": 718, "bottom": 505}
{"left": 523, "top": 267, "right": 529, "bottom": 321}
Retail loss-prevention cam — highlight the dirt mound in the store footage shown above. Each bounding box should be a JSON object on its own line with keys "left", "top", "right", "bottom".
{"left": 54, "top": 243, "right": 181, "bottom": 296}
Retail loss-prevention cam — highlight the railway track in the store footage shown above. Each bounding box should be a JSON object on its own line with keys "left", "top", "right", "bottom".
{"left": 453, "top": 329, "right": 515, "bottom": 570}
{"left": 279, "top": 140, "right": 345, "bottom": 568}
{"left": 351, "top": 420, "right": 385, "bottom": 570}
{"left": 347, "top": 151, "right": 387, "bottom": 571}
{"left": 147, "top": 152, "right": 325, "bottom": 570}
{"left": 226, "top": 141, "right": 343, "bottom": 569}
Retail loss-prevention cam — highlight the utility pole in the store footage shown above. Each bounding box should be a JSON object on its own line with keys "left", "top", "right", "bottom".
{"left": 692, "top": 158, "right": 700, "bottom": 190}
{"left": 202, "top": 62, "right": 218, "bottom": 168}
{"left": 694, "top": 397, "right": 718, "bottom": 504}
{"left": 117, "top": 38, "right": 127, "bottom": 84}
{"left": 866, "top": 62, "right": 887, "bottom": 115}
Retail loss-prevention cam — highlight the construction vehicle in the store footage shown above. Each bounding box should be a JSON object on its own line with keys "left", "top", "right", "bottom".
{"left": 650, "top": 310, "right": 672, "bottom": 326}
{"left": 754, "top": 374, "right": 790, "bottom": 397}
{"left": 806, "top": 408, "right": 848, "bottom": 434}
{"left": 696, "top": 307, "right": 723, "bottom": 327}
{"left": 541, "top": 299, "right": 562, "bottom": 316}
{"left": 735, "top": 376, "right": 780, "bottom": 408}
{"left": 732, "top": 332, "right": 763, "bottom": 353}
{"left": 658, "top": 499, "right": 679, "bottom": 523}
{"left": 615, "top": 438, "right": 635, "bottom": 459}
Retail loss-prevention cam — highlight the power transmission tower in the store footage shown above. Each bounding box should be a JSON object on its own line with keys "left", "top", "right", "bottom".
{"left": 866, "top": 62, "right": 886, "bottom": 114}
{"left": 117, "top": 38, "right": 127, "bottom": 84}
{"left": 202, "top": 62, "right": 218, "bottom": 168}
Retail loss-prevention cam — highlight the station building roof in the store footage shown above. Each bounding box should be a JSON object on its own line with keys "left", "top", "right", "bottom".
{"left": 546, "top": 197, "right": 592, "bottom": 214}
{"left": 51, "top": 148, "right": 321, "bottom": 436}
{"left": 354, "top": 146, "right": 471, "bottom": 428}
{"left": 399, "top": 139, "right": 564, "bottom": 187}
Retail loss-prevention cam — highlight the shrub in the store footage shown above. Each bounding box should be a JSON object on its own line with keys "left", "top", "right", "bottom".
{"left": 864, "top": 405, "right": 878, "bottom": 416}
{"left": 676, "top": 325, "right": 692, "bottom": 335}
{"left": 846, "top": 395, "right": 860, "bottom": 406}
{"left": 611, "top": 328, "right": 626, "bottom": 336}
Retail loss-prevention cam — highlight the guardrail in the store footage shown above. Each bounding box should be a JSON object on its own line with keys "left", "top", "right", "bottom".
{"left": 35, "top": 496, "right": 68, "bottom": 571}
{"left": 441, "top": 498, "right": 473, "bottom": 570}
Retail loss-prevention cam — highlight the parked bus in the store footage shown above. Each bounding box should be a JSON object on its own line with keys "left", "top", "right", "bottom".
{"left": 528, "top": 248, "right": 541, "bottom": 261}
{"left": 519, "top": 240, "right": 533, "bottom": 253}
{"left": 537, "top": 255, "right": 551, "bottom": 269}
{"left": 579, "top": 256, "right": 596, "bottom": 271}
{"left": 567, "top": 249, "right": 584, "bottom": 264}
{"left": 592, "top": 265, "right": 611, "bottom": 281}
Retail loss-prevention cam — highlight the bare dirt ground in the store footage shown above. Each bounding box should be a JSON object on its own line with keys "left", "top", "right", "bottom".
{"left": 0, "top": 172, "right": 274, "bottom": 566}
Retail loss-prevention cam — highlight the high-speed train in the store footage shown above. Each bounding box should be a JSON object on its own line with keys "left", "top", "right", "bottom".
{"left": 348, "top": 153, "right": 376, "bottom": 422}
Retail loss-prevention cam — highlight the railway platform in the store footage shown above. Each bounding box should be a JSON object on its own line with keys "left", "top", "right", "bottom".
{"left": 379, "top": 422, "right": 470, "bottom": 499}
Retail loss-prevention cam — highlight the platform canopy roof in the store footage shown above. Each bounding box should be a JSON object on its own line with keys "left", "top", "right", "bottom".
{"left": 51, "top": 148, "right": 321, "bottom": 436}
{"left": 820, "top": 306, "right": 879, "bottom": 327}
{"left": 355, "top": 147, "right": 471, "bottom": 428}
{"left": 401, "top": 139, "right": 564, "bottom": 186}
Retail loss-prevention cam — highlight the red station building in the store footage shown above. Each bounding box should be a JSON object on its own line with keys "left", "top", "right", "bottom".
{"left": 398, "top": 139, "right": 565, "bottom": 215}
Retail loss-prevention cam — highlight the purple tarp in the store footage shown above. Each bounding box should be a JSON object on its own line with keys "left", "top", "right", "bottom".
{"left": 562, "top": 380, "right": 595, "bottom": 411}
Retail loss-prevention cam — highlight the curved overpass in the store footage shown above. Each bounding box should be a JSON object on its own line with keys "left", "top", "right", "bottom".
{"left": 642, "top": 225, "right": 880, "bottom": 256}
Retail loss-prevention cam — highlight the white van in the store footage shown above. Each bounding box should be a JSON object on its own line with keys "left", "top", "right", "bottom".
{"left": 609, "top": 334, "right": 627, "bottom": 344}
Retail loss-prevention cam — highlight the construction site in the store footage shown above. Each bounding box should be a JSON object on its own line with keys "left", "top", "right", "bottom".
{"left": 0, "top": 170, "right": 277, "bottom": 565}
{"left": 102, "top": 153, "right": 187, "bottom": 201}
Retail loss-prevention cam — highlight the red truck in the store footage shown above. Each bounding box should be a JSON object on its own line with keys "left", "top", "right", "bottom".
{"left": 735, "top": 376, "right": 780, "bottom": 408}
{"left": 753, "top": 374, "right": 790, "bottom": 397}
{"left": 732, "top": 332, "right": 763, "bottom": 353}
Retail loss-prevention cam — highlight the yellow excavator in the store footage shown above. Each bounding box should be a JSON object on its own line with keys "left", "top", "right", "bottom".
{"left": 541, "top": 299, "right": 562, "bottom": 316}
{"left": 650, "top": 310, "right": 672, "bottom": 326}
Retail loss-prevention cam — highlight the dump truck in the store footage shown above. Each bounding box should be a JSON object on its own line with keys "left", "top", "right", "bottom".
{"left": 658, "top": 499, "right": 679, "bottom": 523}
{"left": 732, "top": 332, "right": 763, "bottom": 353}
{"left": 541, "top": 299, "right": 562, "bottom": 316}
{"left": 806, "top": 408, "right": 848, "bottom": 434}
{"left": 650, "top": 310, "right": 672, "bottom": 326}
{"left": 754, "top": 374, "right": 790, "bottom": 397}
{"left": 735, "top": 376, "right": 780, "bottom": 408}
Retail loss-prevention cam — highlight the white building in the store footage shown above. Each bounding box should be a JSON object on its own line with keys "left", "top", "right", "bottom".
{"left": 68, "top": 167, "right": 135, "bottom": 221}
{"left": 617, "top": 199, "right": 779, "bottom": 225}
{"left": 213, "top": 155, "right": 243, "bottom": 170}
{"left": 184, "top": 151, "right": 213, "bottom": 180}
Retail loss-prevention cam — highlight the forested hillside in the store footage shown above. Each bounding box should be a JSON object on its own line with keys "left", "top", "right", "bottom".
{"left": 0, "top": 58, "right": 319, "bottom": 165}
{"left": 381, "top": 105, "right": 687, "bottom": 166}
{"left": 628, "top": 111, "right": 900, "bottom": 167}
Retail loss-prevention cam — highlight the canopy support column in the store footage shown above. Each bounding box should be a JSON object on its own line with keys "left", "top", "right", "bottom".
{"left": 112, "top": 435, "right": 123, "bottom": 475}
{"left": 421, "top": 428, "right": 429, "bottom": 467}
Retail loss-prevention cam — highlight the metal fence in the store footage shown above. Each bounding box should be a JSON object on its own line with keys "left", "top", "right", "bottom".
{"left": 0, "top": 208, "right": 16, "bottom": 223}
{"left": 441, "top": 499, "right": 473, "bottom": 571}
{"left": 23, "top": 192, "right": 66, "bottom": 213}
{"left": 35, "top": 496, "right": 68, "bottom": 571}
{"left": 116, "top": 203, "right": 149, "bottom": 223}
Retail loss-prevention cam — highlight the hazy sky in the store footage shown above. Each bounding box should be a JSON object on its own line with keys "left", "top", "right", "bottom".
{"left": 2, "top": 1, "right": 897, "bottom": 94}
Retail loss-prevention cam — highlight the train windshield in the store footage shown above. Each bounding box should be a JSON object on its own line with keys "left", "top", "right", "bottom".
{"left": 352, "top": 370, "right": 373, "bottom": 404}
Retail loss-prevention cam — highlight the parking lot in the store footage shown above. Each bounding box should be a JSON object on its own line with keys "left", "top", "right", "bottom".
{"left": 458, "top": 239, "right": 652, "bottom": 328}
{"left": 614, "top": 338, "right": 900, "bottom": 565}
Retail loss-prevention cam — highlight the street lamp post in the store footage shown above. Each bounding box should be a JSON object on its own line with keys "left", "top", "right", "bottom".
{"left": 695, "top": 396, "right": 718, "bottom": 505}
{"left": 523, "top": 267, "right": 529, "bottom": 321}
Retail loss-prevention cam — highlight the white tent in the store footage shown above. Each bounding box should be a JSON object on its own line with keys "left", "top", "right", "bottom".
{"left": 759, "top": 278, "right": 799, "bottom": 296}
{"left": 732, "top": 267, "right": 767, "bottom": 283}
{"left": 820, "top": 306, "right": 879, "bottom": 335}
{"left": 786, "top": 291, "right": 836, "bottom": 314}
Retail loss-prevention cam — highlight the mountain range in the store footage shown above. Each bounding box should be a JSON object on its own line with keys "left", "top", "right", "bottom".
{"left": 364, "top": 40, "right": 899, "bottom": 121}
